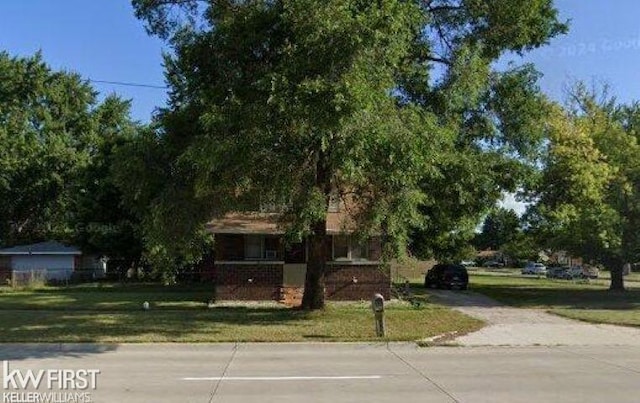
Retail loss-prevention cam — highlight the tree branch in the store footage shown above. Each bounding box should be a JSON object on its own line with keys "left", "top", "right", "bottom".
{"left": 427, "top": 5, "right": 463, "bottom": 13}
{"left": 427, "top": 56, "right": 451, "bottom": 66}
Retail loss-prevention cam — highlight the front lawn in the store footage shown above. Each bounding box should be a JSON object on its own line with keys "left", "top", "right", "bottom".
{"left": 0, "top": 284, "right": 483, "bottom": 342}
{"left": 469, "top": 272, "right": 640, "bottom": 327}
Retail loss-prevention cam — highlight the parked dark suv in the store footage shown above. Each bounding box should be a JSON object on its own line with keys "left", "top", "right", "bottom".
{"left": 424, "top": 264, "right": 469, "bottom": 290}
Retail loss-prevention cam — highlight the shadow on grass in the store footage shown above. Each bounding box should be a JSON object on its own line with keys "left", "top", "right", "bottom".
{"left": 0, "top": 305, "right": 314, "bottom": 344}
{"left": 203, "top": 306, "right": 312, "bottom": 324}
{"left": 0, "top": 283, "right": 322, "bottom": 343}
{"left": 472, "top": 283, "right": 640, "bottom": 310}
{"left": 0, "top": 343, "right": 118, "bottom": 361}
{"left": 0, "top": 283, "right": 215, "bottom": 311}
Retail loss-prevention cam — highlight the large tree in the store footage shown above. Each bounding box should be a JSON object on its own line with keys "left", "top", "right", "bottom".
{"left": 132, "top": 0, "right": 567, "bottom": 309}
{"left": 527, "top": 85, "right": 640, "bottom": 290}
{"left": 0, "top": 52, "right": 145, "bottom": 273}
{"left": 0, "top": 52, "right": 96, "bottom": 245}
{"left": 70, "top": 96, "right": 145, "bottom": 273}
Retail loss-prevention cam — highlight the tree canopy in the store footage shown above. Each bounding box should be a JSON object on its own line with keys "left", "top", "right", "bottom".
{"left": 131, "top": 0, "right": 567, "bottom": 308}
{"left": 0, "top": 52, "right": 96, "bottom": 245}
{"left": 526, "top": 84, "right": 640, "bottom": 290}
{"left": 475, "top": 207, "right": 521, "bottom": 251}
{"left": 0, "top": 52, "right": 144, "bottom": 271}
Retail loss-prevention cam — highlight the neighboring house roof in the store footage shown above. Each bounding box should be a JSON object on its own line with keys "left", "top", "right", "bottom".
{"left": 538, "top": 250, "right": 550, "bottom": 261}
{"left": 0, "top": 241, "right": 81, "bottom": 256}
{"left": 477, "top": 249, "right": 500, "bottom": 258}
{"left": 545, "top": 250, "right": 585, "bottom": 264}
{"left": 207, "top": 211, "right": 356, "bottom": 235}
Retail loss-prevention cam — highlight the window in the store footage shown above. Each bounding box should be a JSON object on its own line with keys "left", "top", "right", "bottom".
{"left": 245, "top": 236, "right": 263, "bottom": 260}
{"left": 264, "top": 236, "right": 279, "bottom": 259}
{"left": 328, "top": 193, "right": 341, "bottom": 212}
{"left": 244, "top": 235, "right": 280, "bottom": 260}
{"left": 333, "top": 236, "right": 349, "bottom": 260}
{"left": 351, "top": 240, "right": 368, "bottom": 261}
{"left": 332, "top": 236, "right": 370, "bottom": 261}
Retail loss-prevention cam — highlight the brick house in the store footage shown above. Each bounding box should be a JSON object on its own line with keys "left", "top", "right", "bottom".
{"left": 205, "top": 205, "right": 389, "bottom": 304}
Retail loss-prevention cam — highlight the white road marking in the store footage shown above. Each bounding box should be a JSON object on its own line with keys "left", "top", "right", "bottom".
{"left": 182, "top": 375, "right": 383, "bottom": 381}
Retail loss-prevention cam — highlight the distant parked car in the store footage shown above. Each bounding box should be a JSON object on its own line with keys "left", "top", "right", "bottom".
{"left": 566, "top": 266, "right": 585, "bottom": 279}
{"left": 581, "top": 266, "right": 599, "bottom": 279}
{"left": 546, "top": 266, "right": 568, "bottom": 279}
{"left": 522, "top": 262, "right": 547, "bottom": 275}
{"left": 425, "top": 264, "right": 469, "bottom": 290}
{"left": 546, "top": 265, "right": 598, "bottom": 280}
{"left": 460, "top": 260, "right": 476, "bottom": 267}
{"left": 484, "top": 260, "right": 504, "bottom": 268}
{"left": 566, "top": 265, "right": 599, "bottom": 279}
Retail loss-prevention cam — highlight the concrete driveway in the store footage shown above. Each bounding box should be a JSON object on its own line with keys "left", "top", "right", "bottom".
{"left": 427, "top": 290, "right": 640, "bottom": 346}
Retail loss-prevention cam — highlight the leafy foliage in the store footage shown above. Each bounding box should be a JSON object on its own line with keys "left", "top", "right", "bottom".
{"left": 131, "top": 0, "right": 567, "bottom": 308}
{"left": 474, "top": 207, "right": 521, "bottom": 251}
{"left": 0, "top": 52, "right": 144, "bottom": 273}
{"left": 71, "top": 97, "right": 145, "bottom": 270}
{"left": 527, "top": 86, "right": 640, "bottom": 290}
{"left": 0, "top": 52, "right": 95, "bottom": 244}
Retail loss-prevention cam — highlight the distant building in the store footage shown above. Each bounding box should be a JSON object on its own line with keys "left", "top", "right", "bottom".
{"left": 0, "top": 241, "right": 105, "bottom": 284}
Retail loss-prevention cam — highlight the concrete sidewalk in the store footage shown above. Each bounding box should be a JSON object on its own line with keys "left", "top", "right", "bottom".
{"left": 427, "top": 290, "right": 640, "bottom": 346}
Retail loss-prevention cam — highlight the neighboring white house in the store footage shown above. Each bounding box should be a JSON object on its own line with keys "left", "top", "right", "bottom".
{"left": 0, "top": 241, "right": 82, "bottom": 282}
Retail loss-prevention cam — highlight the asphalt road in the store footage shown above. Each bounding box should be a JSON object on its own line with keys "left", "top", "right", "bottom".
{"left": 1, "top": 343, "right": 640, "bottom": 403}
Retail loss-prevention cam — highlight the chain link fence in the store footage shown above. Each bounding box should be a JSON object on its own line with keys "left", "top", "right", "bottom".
{"left": 1, "top": 267, "right": 108, "bottom": 289}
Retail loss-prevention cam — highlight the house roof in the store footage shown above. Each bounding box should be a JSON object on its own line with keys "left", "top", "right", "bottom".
{"left": 206, "top": 211, "right": 356, "bottom": 235}
{"left": 477, "top": 249, "right": 500, "bottom": 258}
{"left": 0, "top": 241, "right": 82, "bottom": 255}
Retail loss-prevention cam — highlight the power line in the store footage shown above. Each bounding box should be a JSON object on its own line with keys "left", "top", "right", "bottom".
{"left": 89, "top": 79, "right": 168, "bottom": 89}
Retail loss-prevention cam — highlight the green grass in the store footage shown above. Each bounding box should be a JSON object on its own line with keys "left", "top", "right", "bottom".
{"left": 550, "top": 309, "right": 640, "bottom": 327}
{"left": 469, "top": 272, "right": 640, "bottom": 327}
{"left": 0, "top": 283, "right": 215, "bottom": 311}
{"left": 0, "top": 283, "right": 483, "bottom": 343}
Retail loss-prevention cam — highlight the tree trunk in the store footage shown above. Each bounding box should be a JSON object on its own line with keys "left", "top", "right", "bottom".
{"left": 300, "top": 151, "right": 331, "bottom": 310}
{"left": 608, "top": 257, "right": 625, "bottom": 292}
{"left": 301, "top": 221, "right": 327, "bottom": 310}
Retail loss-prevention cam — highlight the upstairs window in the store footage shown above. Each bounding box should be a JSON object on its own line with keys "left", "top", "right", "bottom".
{"left": 328, "top": 193, "right": 341, "bottom": 212}
{"left": 244, "top": 235, "right": 280, "bottom": 260}
{"left": 245, "top": 235, "right": 263, "bottom": 259}
{"left": 333, "top": 235, "right": 350, "bottom": 260}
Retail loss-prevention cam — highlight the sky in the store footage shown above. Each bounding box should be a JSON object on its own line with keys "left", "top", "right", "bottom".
{"left": 2, "top": 1, "right": 639, "bottom": 123}
{"left": 507, "top": 0, "right": 640, "bottom": 105}
{"left": 0, "top": 0, "right": 167, "bottom": 123}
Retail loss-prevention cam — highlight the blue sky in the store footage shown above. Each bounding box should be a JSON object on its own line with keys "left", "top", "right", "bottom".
{"left": 0, "top": 0, "right": 166, "bottom": 123}
{"left": 1, "top": 1, "right": 639, "bottom": 124}
{"left": 508, "top": 0, "right": 640, "bottom": 105}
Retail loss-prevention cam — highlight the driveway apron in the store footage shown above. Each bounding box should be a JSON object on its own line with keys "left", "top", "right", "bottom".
{"left": 427, "top": 290, "right": 640, "bottom": 346}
